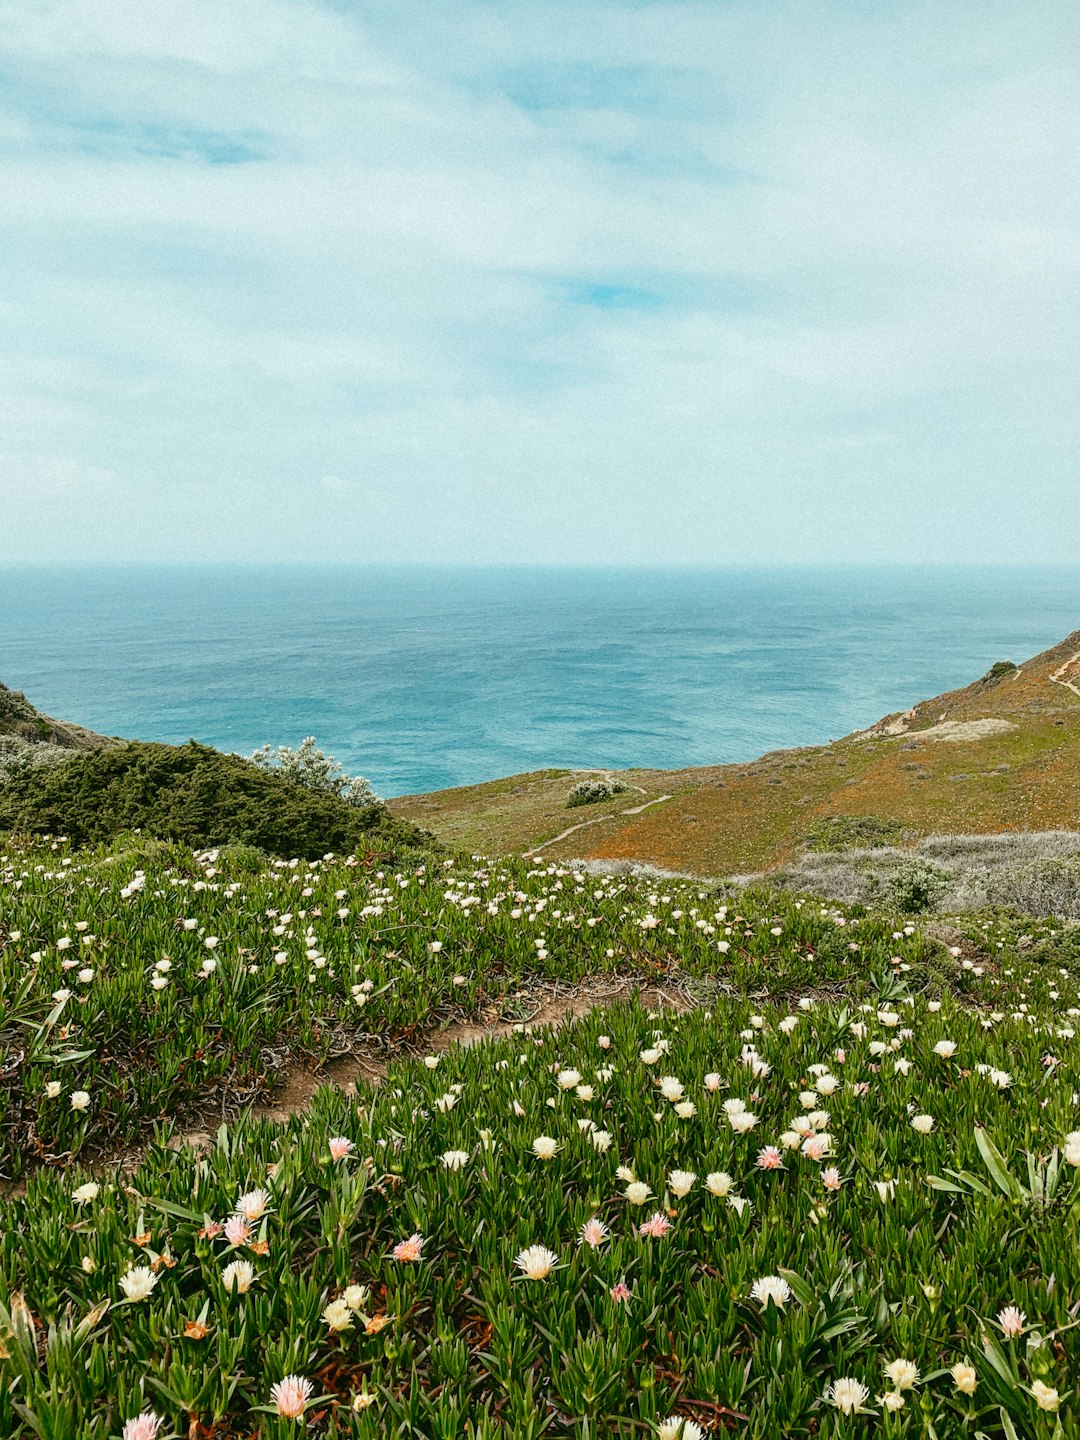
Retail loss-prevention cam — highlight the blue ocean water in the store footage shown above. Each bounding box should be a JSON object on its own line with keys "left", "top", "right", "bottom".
{"left": 1, "top": 565, "right": 1078, "bottom": 798}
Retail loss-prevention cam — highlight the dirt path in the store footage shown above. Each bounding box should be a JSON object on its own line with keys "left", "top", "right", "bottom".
{"left": 1050, "top": 650, "right": 1080, "bottom": 700}
{"left": 250, "top": 974, "right": 692, "bottom": 1123}
{"left": 522, "top": 793, "right": 672, "bottom": 857}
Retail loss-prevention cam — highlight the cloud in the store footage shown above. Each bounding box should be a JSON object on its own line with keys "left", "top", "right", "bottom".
{"left": 0, "top": 0, "right": 1078, "bottom": 563}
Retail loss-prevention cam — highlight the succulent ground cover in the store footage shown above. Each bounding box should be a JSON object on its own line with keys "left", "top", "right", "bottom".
{"left": 2, "top": 841, "right": 1080, "bottom": 1436}
{"left": 1, "top": 839, "right": 951, "bottom": 1176}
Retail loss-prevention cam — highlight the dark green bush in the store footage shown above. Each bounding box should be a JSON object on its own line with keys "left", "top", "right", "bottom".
{"left": 0, "top": 740, "right": 436, "bottom": 862}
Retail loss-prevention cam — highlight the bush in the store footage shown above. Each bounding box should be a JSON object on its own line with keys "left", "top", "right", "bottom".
{"left": 888, "top": 859, "right": 950, "bottom": 914}
{"left": 0, "top": 735, "right": 73, "bottom": 786}
{"left": 248, "top": 736, "right": 377, "bottom": 806}
{"left": 566, "top": 778, "right": 629, "bottom": 808}
{"left": 989, "top": 855, "right": 1080, "bottom": 920}
{"left": 804, "top": 814, "right": 908, "bottom": 852}
{"left": 981, "top": 659, "right": 1017, "bottom": 683}
{"left": 0, "top": 740, "right": 435, "bottom": 862}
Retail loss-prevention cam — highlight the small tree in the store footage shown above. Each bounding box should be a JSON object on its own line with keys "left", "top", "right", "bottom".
{"left": 248, "top": 736, "right": 378, "bottom": 807}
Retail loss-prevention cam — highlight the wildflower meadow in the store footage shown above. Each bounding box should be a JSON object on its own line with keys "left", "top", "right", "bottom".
{"left": 2, "top": 836, "right": 1079, "bottom": 1437}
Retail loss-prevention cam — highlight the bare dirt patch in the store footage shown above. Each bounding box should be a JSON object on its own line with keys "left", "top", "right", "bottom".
{"left": 252, "top": 974, "right": 694, "bottom": 1123}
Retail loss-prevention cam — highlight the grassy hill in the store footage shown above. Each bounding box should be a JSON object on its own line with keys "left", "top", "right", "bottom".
{"left": 388, "top": 629, "right": 1080, "bottom": 873}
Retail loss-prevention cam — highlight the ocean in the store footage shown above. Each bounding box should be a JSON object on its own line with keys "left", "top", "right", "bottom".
{"left": 2, "top": 564, "right": 1078, "bottom": 798}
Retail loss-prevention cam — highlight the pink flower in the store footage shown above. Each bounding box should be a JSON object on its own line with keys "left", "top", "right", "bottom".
{"left": 998, "top": 1306, "right": 1026, "bottom": 1338}
{"left": 328, "top": 1136, "right": 353, "bottom": 1160}
{"left": 122, "top": 1414, "right": 162, "bottom": 1440}
{"left": 822, "top": 1167, "right": 842, "bottom": 1191}
{"left": 610, "top": 1281, "right": 631, "bottom": 1303}
{"left": 579, "top": 1217, "right": 610, "bottom": 1248}
{"left": 802, "top": 1134, "right": 831, "bottom": 1162}
{"left": 392, "top": 1232, "right": 424, "bottom": 1262}
{"left": 224, "top": 1215, "right": 250, "bottom": 1247}
{"left": 755, "top": 1146, "right": 784, "bottom": 1170}
{"left": 638, "top": 1211, "right": 671, "bottom": 1239}
{"left": 271, "top": 1374, "right": 313, "bottom": 1418}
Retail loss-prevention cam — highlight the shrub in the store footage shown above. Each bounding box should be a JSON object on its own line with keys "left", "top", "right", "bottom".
{"left": 988, "top": 855, "right": 1080, "bottom": 920}
{"left": 0, "top": 735, "right": 73, "bottom": 787}
{"left": 981, "top": 659, "right": 1017, "bottom": 683}
{"left": 566, "top": 778, "right": 629, "bottom": 808}
{"left": 248, "top": 735, "right": 377, "bottom": 806}
{"left": 0, "top": 740, "right": 434, "bottom": 861}
{"left": 888, "top": 859, "right": 950, "bottom": 914}
{"left": 804, "top": 814, "right": 908, "bottom": 852}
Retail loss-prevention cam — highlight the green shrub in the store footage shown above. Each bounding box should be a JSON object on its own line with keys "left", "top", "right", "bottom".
{"left": 0, "top": 740, "right": 434, "bottom": 862}
{"left": 566, "top": 778, "right": 628, "bottom": 808}
{"left": 888, "top": 858, "right": 950, "bottom": 914}
{"left": 980, "top": 659, "right": 1017, "bottom": 683}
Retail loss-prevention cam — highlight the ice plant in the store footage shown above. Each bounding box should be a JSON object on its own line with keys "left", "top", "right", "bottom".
{"left": 271, "top": 1375, "right": 313, "bottom": 1419}
{"left": 825, "top": 1377, "right": 870, "bottom": 1415}
{"left": 515, "top": 1245, "right": 560, "bottom": 1279}
{"left": 121, "top": 1414, "right": 162, "bottom": 1440}
{"left": 221, "top": 1259, "right": 256, "bottom": 1294}
{"left": 579, "top": 1217, "right": 610, "bottom": 1248}
{"left": 119, "top": 1267, "right": 158, "bottom": 1303}
{"left": 998, "top": 1305, "right": 1026, "bottom": 1337}
{"left": 750, "top": 1275, "right": 792, "bottom": 1308}
{"left": 328, "top": 1136, "right": 353, "bottom": 1159}
{"left": 392, "top": 1233, "right": 424, "bottom": 1262}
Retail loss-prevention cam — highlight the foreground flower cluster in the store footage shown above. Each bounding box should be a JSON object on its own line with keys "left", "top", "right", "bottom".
{"left": 2, "top": 840, "right": 1080, "bottom": 1435}
{"left": 0, "top": 837, "right": 967, "bottom": 1174}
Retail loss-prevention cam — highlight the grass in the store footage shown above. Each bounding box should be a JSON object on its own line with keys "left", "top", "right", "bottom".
{"left": 3, "top": 835, "right": 1080, "bottom": 1435}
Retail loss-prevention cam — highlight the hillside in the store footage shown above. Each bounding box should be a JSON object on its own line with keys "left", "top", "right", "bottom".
{"left": 0, "top": 681, "right": 115, "bottom": 750}
{"left": 388, "top": 629, "right": 1080, "bottom": 873}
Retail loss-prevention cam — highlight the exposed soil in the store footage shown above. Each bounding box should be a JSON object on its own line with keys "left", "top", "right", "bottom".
{"left": 251, "top": 974, "right": 694, "bottom": 1123}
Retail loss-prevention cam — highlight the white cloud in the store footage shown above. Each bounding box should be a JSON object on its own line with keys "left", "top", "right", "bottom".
{"left": 0, "top": 0, "right": 1078, "bottom": 563}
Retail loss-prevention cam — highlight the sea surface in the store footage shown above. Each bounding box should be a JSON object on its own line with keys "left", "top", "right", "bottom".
{"left": 2, "top": 565, "right": 1079, "bottom": 798}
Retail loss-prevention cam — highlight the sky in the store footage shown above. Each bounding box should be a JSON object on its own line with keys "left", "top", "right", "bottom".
{"left": 1, "top": 0, "right": 1078, "bottom": 566}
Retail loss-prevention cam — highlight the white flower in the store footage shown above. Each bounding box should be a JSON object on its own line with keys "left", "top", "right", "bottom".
{"left": 1031, "top": 1380, "right": 1060, "bottom": 1412}
{"left": 70, "top": 1090, "right": 90, "bottom": 1111}
{"left": 705, "top": 1171, "right": 733, "bottom": 1197}
{"left": 950, "top": 1362, "right": 977, "bottom": 1395}
{"left": 557, "top": 1068, "right": 582, "bottom": 1090}
{"left": 674, "top": 1100, "right": 697, "bottom": 1118}
{"left": 222, "top": 1259, "right": 256, "bottom": 1294}
{"left": 73, "top": 1182, "right": 100, "bottom": 1205}
{"left": 322, "top": 1297, "right": 354, "bottom": 1331}
{"left": 531, "top": 1135, "right": 559, "bottom": 1161}
{"left": 235, "top": 1188, "right": 269, "bottom": 1221}
{"left": 910, "top": 1115, "right": 935, "bottom": 1134}
{"left": 1063, "top": 1131, "right": 1080, "bottom": 1166}
{"left": 625, "top": 1181, "right": 653, "bottom": 1205}
{"left": 119, "top": 1266, "right": 159, "bottom": 1303}
{"left": 825, "top": 1377, "right": 870, "bottom": 1415}
{"left": 441, "top": 1149, "right": 469, "bottom": 1170}
{"left": 659, "top": 1077, "right": 685, "bottom": 1102}
{"left": 704, "top": 1072, "right": 721, "bottom": 1091}
{"left": 883, "top": 1358, "right": 919, "bottom": 1390}
{"left": 933, "top": 1040, "right": 957, "bottom": 1058}
{"left": 44, "top": 1081, "right": 62, "bottom": 1099}
{"left": 750, "top": 1275, "right": 792, "bottom": 1308}
{"left": 728, "top": 1110, "right": 758, "bottom": 1134}
{"left": 668, "top": 1169, "right": 696, "bottom": 1198}
{"left": 515, "top": 1245, "right": 559, "bottom": 1280}
{"left": 657, "top": 1419, "right": 704, "bottom": 1440}
{"left": 590, "top": 1129, "right": 613, "bottom": 1153}
{"left": 343, "top": 1284, "right": 370, "bottom": 1312}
